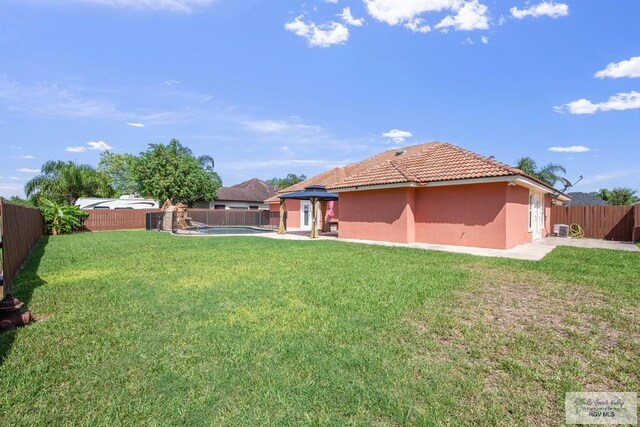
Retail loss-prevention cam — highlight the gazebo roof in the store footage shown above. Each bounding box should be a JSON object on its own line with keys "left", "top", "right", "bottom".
{"left": 278, "top": 185, "right": 339, "bottom": 202}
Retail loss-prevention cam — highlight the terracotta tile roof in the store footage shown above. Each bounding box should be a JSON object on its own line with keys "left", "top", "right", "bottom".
{"left": 266, "top": 142, "right": 553, "bottom": 201}
{"left": 217, "top": 178, "right": 277, "bottom": 203}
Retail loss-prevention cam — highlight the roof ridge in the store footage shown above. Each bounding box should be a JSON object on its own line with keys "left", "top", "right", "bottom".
{"left": 389, "top": 159, "right": 418, "bottom": 182}
{"left": 440, "top": 143, "right": 516, "bottom": 173}
{"left": 440, "top": 142, "right": 558, "bottom": 191}
{"left": 337, "top": 142, "right": 438, "bottom": 183}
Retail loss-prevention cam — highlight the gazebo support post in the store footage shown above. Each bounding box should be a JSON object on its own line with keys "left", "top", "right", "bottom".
{"left": 310, "top": 198, "right": 318, "bottom": 239}
{"left": 320, "top": 201, "right": 328, "bottom": 232}
{"left": 278, "top": 200, "right": 286, "bottom": 235}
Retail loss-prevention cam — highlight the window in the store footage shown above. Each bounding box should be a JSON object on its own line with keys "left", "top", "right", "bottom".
{"left": 249, "top": 205, "right": 259, "bottom": 210}
{"left": 214, "top": 204, "right": 226, "bottom": 210}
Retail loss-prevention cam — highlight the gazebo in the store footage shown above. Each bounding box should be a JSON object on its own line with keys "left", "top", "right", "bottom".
{"left": 277, "top": 185, "right": 339, "bottom": 238}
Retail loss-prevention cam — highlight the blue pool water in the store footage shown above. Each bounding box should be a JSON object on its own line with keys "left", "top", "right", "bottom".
{"left": 191, "top": 226, "right": 273, "bottom": 235}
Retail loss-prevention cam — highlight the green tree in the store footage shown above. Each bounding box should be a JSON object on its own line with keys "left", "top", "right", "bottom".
{"left": 268, "top": 173, "right": 307, "bottom": 190}
{"left": 134, "top": 139, "right": 222, "bottom": 205}
{"left": 39, "top": 197, "right": 89, "bottom": 235}
{"left": 593, "top": 187, "right": 639, "bottom": 205}
{"left": 197, "top": 155, "right": 215, "bottom": 173}
{"left": 98, "top": 151, "right": 139, "bottom": 196}
{"left": 515, "top": 157, "right": 566, "bottom": 187}
{"left": 25, "top": 160, "right": 114, "bottom": 205}
{"left": 5, "top": 196, "right": 35, "bottom": 207}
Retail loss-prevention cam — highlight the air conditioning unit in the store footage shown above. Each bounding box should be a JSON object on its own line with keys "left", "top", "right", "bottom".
{"left": 554, "top": 224, "right": 569, "bottom": 237}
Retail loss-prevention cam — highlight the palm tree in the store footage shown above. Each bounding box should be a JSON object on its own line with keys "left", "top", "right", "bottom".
{"left": 25, "top": 160, "right": 114, "bottom": 205}
{"left": 515, "top": 157, "right": 566, "bottom": 187}
{"left": 594, "top": 187, "right": 639, "bottom": 205}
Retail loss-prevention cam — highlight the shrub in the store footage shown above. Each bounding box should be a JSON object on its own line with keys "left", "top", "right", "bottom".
{"left": 39, "top": 198, "right": 89, "bottom": 235}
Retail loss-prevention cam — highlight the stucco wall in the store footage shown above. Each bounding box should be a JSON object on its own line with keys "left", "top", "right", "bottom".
{"left": 544, "top": 194, "right": 552, "bottom": 236}
{"left": 338, "top": 188, "right": 416, "bottom": 243}
{"left": 269, "top": 199, "right": 302, "bottom": 229}
{"left": 414, "top": 183, "right": 509, "bottom": 249}
{"left": 338, "top": 183, "right": 538, "bottom": 250}
{"left": 505, "top": 185, "right": 532, "bottom": 249}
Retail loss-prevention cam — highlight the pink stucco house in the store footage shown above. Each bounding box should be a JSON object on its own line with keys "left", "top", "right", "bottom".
{"left": 267, "top": 142, "right": 570, "bottom": 249}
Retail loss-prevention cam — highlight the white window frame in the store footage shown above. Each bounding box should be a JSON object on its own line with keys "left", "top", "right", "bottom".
{"left": 528, "top": 193, "right": 533, "bottom": 231}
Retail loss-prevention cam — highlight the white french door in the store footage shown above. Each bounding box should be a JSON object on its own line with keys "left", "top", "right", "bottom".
{"left": 529, "top": 192, "right": 545, "bottom": 240}
{"left": 300, "top": 201, "right": 312, "bottom": 231}
{"left": 299, "top": 201, "right": 321, "bottom": 231}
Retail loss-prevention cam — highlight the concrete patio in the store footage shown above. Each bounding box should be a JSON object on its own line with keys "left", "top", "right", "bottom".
{"left": 265, "top": 232, "right": 639, "bottom": 261}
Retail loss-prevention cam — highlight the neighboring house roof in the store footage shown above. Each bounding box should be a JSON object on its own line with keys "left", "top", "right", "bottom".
{"left": 565, "top": 192, "right": 608, "bottom": 206}
{"left": 216, "top": 178, "right": 277, "bottom": 203}
{"left": 267, "top": 142, "right": 565, "bottom": 202}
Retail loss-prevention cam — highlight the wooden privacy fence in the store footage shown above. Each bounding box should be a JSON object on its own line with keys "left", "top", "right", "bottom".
{"left": 0, "top": 199, "right": 44, "bottom": 294}
{"left": 635, "top": 206, "right": 640, "bottom": 242}
{"left": 83, "top": 209, "right": 161, "bottom": 231}
{"left": 185, "top": 209, "right": 280, "bottom": 229}
{"left": 551, "top": 205, "right": 639, "bottom": 242}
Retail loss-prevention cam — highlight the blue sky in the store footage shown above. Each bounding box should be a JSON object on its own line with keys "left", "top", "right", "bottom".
{"left": 1, "top": 0, "right": 639, "bottom": 198}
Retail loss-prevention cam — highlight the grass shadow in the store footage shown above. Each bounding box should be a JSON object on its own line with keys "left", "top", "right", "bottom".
{"left": 0, "top": 235, "right": 49, "bottom": 367}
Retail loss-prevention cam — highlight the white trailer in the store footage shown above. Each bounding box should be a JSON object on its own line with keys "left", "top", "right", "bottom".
{"left": 76, "top": 197, "right": 159, "bottom": 210}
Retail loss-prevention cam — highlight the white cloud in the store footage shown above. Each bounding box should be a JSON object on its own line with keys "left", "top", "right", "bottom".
{"left": 548, "top": 145, "right": 592, "bottom": 153}
{"left": 0, "top": 182, "right": 23, "bottom": 198}
{"left": 65, "top": 146, "right": 87, "bottom": 153}
{"left": 65, "top": 140, "right": 113, "bottom": 152}
{"left": 127, "top": 122, "right": 145, "bottom": 127}
{"left": 555, "top": 91, "right": 640, "bottom": 114}
{"left": 87, "top": 141, "right": 113, "bottom": 151}
{"left": 285, "top": 16, "right": 349, "bottom": 47}
{"left": 404, "top": 18, "right": 431, "bottom": 33}
{"left": 325, "top": 0, "right": 338, "bottom": 3}
{"left": 340, "top": 7, "right": 365, "bottom": 26}
{"left": 435, "top": 1, "right": 490, "bottom": 31}
{"left": 462, "top": 37, "right": 474, "bottom": 45}
{"left": 18, "top": 155, "right": 36, "bottom": 159}
{"left": 580, "top": 169, "right": 640, "bottom": 186}
{"left": 45, "top": 0, "right": 215, "bottom": 13}
{"left": 220, "top": 159, "right": 350, "bottom": 172}
{"left": 16, "top": 168, "right": 40, "bottom": 173}
{"left": 481, "top": 35, "right": 489, "bottom": 44}
{"left": 383, "top": 129, "right": 413, "bottom": 143}
{"left": 365, "top": 0, "right": 488, "bottom": 32}
{"left": 164, "top": 80, "right": 180, "bottom": 85}
{"left": 243, "top": 119, "right": 322, "bottom": 134}
{"left": 365, "top": 0, "right": 456, "bottom": 26}
{"left": 510, "top": 2, "right": 569, "bottom": 19}
{"left": 595, "top": 56, "right": 640, "bottom": 79}
{"left": 0, "top": 75, "right": 121, "bottom": 119}
{"left": 0, "top": 76, "right": 188, "bottom": 125}
{"left": 9, "top": 177, "right": 20, "bottom": 180}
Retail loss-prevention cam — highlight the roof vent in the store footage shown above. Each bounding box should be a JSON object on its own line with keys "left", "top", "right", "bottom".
{"left": 395, "top": 149, "right": 406, "bottom": 156}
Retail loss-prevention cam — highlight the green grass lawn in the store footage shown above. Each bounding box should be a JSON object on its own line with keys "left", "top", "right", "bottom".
{"left": 0, "top": 231, "right": 638, "bottom": 426}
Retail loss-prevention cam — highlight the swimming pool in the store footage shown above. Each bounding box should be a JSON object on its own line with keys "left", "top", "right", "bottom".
{"left": 188, "top": 226, "right": 274, "bottom": 235}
